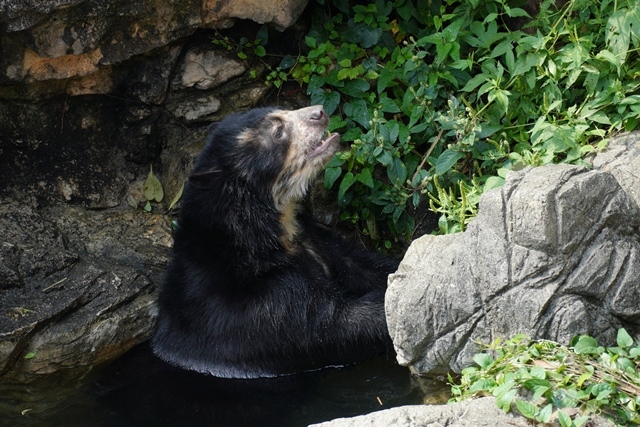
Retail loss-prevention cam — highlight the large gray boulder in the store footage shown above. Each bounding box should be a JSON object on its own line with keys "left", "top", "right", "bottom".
{"left": 386, "top": 132, "right": 640, "bottom": 374}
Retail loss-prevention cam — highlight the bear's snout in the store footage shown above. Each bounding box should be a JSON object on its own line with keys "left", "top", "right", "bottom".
{"left": 309, "top": 106, "right": 326, "bottom": 122}
{"left": 298, "top": 105, "right": 328, "bottom": 128}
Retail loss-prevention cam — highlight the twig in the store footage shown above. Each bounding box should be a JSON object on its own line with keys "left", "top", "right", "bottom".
{"left": 43, "top": 277, "right": 68, "bottom": 292}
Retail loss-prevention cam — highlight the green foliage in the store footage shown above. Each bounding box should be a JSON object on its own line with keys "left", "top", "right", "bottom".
{"left": 288, "top": 0, "right": 640, "bottom": 247}
{"left": 143, "top": 165, "right": 164, "bottom": 203}
{"left": 212, "top": 25, "right": 270, "bottom": 61}
{"left": 128, "top": 165, "right": 182, "bottom": 213}
{"left": 449, "top": 330, "right": 640, "bottom": 426}
{"left": 212, "top": 25, "right": 293, "bottom": 88}
{"left": 142, "top": 165, "right": 164, "bottom": 212}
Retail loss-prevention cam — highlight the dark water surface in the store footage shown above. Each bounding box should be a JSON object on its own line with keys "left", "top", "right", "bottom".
{"left": 3, "top": 343, "right": 449, "bottom": 427}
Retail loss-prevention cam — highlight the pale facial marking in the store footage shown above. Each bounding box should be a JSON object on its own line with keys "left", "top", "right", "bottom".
{"left": 269, "top": 108, "right": 337, "bottom": 211}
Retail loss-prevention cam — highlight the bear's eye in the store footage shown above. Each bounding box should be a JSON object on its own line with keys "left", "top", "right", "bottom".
{"left": 273, "top": 122, "right": 286, "bottom": 141}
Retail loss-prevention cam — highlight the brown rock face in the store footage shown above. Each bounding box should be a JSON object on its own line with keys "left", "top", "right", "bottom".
{"left": 1, "top": 0, "right": 308, "bottom": 84}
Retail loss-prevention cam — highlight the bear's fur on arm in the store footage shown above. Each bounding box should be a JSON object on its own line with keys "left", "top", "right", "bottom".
{"left": 151, "top": 106, "right": 399, "bottom": 378}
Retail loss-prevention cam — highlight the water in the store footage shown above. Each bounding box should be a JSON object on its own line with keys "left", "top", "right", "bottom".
{"left": 2, "top": 343, "right": 449, "bottom": 427}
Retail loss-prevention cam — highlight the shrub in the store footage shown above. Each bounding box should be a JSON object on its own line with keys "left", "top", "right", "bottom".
{"left": 281, "top": 0, "right": 640, "bottom": 248}
{"left": 450, "top": 330, "right": 640, "bottom": 426}
{"left": 212, "top": 0, "right": 640, "bottom": 249}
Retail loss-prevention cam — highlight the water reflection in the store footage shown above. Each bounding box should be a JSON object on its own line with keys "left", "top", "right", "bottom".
{"left": 2, "top": 343, "right": 448, "bottom": 426}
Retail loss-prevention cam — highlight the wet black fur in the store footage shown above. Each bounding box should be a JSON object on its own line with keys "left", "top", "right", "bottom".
{"left": 152, "top": 107, "right": 399, "bottom": 378}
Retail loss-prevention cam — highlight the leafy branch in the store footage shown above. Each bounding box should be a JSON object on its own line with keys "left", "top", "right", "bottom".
{"left": 450, "top": 330, "right": 640, "bottom": 426}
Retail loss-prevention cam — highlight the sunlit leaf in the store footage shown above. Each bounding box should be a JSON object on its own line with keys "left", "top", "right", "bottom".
{"left": 168, "top": 182, "right": 184, "bottom": 211}
{"left": 143, "top": 166, "right": 164, "bottom": 203}
{"left": 515, "top": 399, "right": 538, "bottom": 419}
{"left": 617, "top": 328, "right": 634, "bottom": 348}
{"left": 435, "top": 149, "right": 463, "bottom": 175}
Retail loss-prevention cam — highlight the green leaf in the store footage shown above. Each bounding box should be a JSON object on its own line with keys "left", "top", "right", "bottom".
{"left": 536, "top": 403, "right": 553, "bottom": 423}
{"left": 305, "top": 36, "right": 317, "bottom": 48}
{"left": 462, "top": 74, "right": 488, "bottom": 92}
{"left": 127, "top": 194, "right": 138, "bottom": 209}
{"left": 392, "top": 204, "right": 404, "bottom": 223}
{"left": 279, "top": 54, "right": 296, "bottom": 70}
{"left": 587, "top": 110, "right": 612, "bottom": 125}
{"left": 532, "top": 385, "right": 550, "bottom": 401}
{"left": 337, "top": 68, "right": 351, "bottom": 80}
{"left": 617, "top": 328, "right": 634, "bottom": 348}
{"left": 168, "top": 182, "right": 184, "bottom": 211}
{"left": 254, "top": 45, "right": 266, "bottom": 57}
{"left": 606, "top": 8, "right": 638, "bottom": 60}
{"left": 473, "top": 353, "right": 494, "bottom": 369}
{"left": 505, "top": 7, "right": 530, "bottom": 18}
{"left": 515, "top": 399, "right": 538, "bottom": 419}
{"left": 325, "top": 166, "right": 342, "bottom": 190}
{"left": 483, "top": 12, "right": 498, "bottom": 24}
{"left": 557, "top": 409, "right": 572, "bottom": 427}
{"left": 496, "top": 388, "right": 517, "bottom": 411}
{"left": 24, "top": 351, "right": 37, "bottom": 359}
{"left": 488, "top": 88, "right": 510, "bottom": 115}
{"left": 469, "top": 378, "right": 495, "bottom": 393}
{"left": 323, "top": 91, "right": 341, "bottom": 115}
{"left": 435, "top": 149, "right": 463, "bottom": 175}
{"left": 596, "top": 49, "right": 620, "bottom": 68}
{"left": 256, "top": 24, "right": 269, "bottom": 45}
{"left": 377, "top": 66, "right": 397, "bottom": 94}
{"left": 491, "top": 40, "right": 513, "bottom": 59}
{"left": 338, "top": 172, "right": 356, "bottom": 201}
{"left": 577, "top": 371, "right": 592, "bottom": 387}
{"left": 341, "top": 79, "right": 370, "bottom": 98}
{"left": 143, "top": 166, "right": 164, "bottom": 203}
{"left": 574, "top": 336, "right": 604, "bottom": 355}
{"left": 344, "top": 99, "right": 370, "bottom": 129}
{"left": 379, "top": 121, "right": 400, "bottom": 144}
{"left": 311, "top": 88, "right": 340, "bottom": 115}
{"left": 380, "top": 96, "right": 400, "bottom": 113}
{"left": 356, "top": 168, "right": 374, "bottom": 188}
{"left": 387, "top": 157, "right": 407, "bottom": 184}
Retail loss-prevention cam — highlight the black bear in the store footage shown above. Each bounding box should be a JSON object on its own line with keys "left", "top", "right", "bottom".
{"left": 151, "top": 105, "right": 398, "bottom": 378}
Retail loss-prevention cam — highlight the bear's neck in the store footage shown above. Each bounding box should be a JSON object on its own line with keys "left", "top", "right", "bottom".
{"left": 278, "top": 199, "right": 300, "bottom": 252}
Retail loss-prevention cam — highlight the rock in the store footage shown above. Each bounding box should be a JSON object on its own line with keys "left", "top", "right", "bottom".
{"left": 173, "top": 48, "right": 247, "bottom": 91}
{"left": 309, "top": 397, "right": 529, "bottom": 427}
{"left": 0, "top": 95, "right": 159, "bottom": 209}
{"left": 172, "top": 95, "right": 222, "bottom": 122}
{"left": 0, "top": 199, "right": 172, "bottom": 377}
{"left": 310, "top": 397, "right": 615, "bottom": 427}
{"left": 386, "top": 132, "right": 640, "bottom": 374}
{"left": 593, "top": 131, "right": 640, "bottom": 209}
{"left": 0, "top": 0, "right": 308, "bottom": 84}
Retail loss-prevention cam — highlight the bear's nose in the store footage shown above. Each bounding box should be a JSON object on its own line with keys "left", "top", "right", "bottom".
{"left": 309, "top": 107, "right": 325, "bottom": 121}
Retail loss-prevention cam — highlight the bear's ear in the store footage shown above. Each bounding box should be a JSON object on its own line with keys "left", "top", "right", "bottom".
{"left": 188, "top": 168, "right": 220, "bottom": 189}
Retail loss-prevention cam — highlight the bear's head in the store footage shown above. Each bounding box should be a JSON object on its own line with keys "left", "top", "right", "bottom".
{"left": 191, "top": 105, "right": 340, "bottom": 210}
